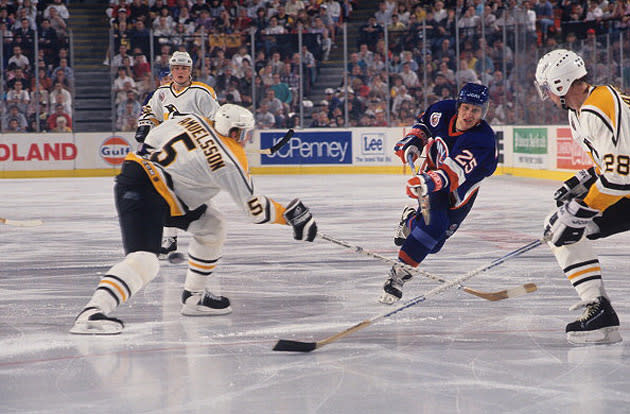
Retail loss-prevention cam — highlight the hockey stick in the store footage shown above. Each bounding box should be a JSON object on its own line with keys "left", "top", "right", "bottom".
{"left": 0, "top": 217, "right": 43, "bottom": 227}
{"left": 319, "top": 232, "right": 537, "bottom": 301}
{"left": 272, "top": 238, "right": 543, "bottom": 352}
{"left": 407, "top": 151, "right": 431, "bottom": 225}
{"left": 247, "top": 129, "right": 294, "bottom": 155}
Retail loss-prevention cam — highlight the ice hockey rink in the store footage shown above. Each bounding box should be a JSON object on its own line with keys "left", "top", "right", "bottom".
{"left": 1, "top": 173, "right": 629, "bottom": 414}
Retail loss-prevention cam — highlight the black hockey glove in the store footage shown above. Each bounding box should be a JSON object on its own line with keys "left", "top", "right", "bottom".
{"left": 554, "top": 167, "right": 597, "bottom": 207}
{"left": 544, "top": 199, "right": 599, "bottom": 247}
{"left": 283, "top": 198, "right": 317, "bottom": 242}
{"left": 135, "top": 125, "right": 151, "bottom": 143}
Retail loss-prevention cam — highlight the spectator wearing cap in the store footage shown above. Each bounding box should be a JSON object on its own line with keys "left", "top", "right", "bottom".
{"left": 323, "top": 88, "right": 342, "bottom": 117}
{"left": 581, "top": 28, "right": 602, "bottom": 61}
{"left": 343, "top": 88, "right": 364, "bottom": 124}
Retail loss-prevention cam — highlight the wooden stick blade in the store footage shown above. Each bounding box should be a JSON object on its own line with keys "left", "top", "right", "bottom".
{"left": 0, "top": 218, "right": 43, "bottom": 227}
{"left": 272, "top": 339, "right": 318, "bottom": 352}
{"left": 463, "top": 283, "right": 537, "bottom": 301}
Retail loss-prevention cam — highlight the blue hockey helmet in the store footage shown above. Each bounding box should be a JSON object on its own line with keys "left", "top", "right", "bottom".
{"left": 457, "top": 83, "right": 489, "bottom": 117}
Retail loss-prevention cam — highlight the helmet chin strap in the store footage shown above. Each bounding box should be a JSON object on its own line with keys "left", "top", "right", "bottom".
{"left": 560, "top": 97, "right": 568, "bottom": 111}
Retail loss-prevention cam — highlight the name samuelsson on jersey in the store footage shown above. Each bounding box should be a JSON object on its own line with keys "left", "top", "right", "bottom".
{"left": 178, "top": 117, "right": 225, "bottom": 171}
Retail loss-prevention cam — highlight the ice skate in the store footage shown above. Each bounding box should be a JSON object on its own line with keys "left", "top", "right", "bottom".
{"left": 181, "top": 289, "right": 232, "bottom": 316}
{"left": 158, "top": 236, "right": 178, "bottom": 260}
{"left": 393, "top": 206, "right": 416, "bottom": 246}
{"left": 379, "top": 266, "right": 413, "bottom": 304}
{"left": 566, "top": 296, "right": 622, "bottom": 345}
{"left": 70, "top": 307, "right": 124, "bottom": 335}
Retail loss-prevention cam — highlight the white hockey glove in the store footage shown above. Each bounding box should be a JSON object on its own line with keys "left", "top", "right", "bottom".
{"left": 283, "top": 199, "right": 317, "bottom": 242}
{"left": 544, "top": 199, "right": 599, "bottom": 247}
{"left": 554, "top": 167, "right": 597, "bottom": 206}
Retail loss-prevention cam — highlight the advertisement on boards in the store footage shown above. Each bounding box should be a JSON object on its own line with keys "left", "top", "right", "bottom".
{"left": 354, "top": 131, "right": 394, "bottom": 164}
{"left": 260, "top": 130, "right": 352, "bottom": 165}
{"left": 555, "top": 127, "right": 593, "bottom": 170}
{"left": 513, "top": 127, "right": 548, "bottom": 168}
{"left": 0, "top": 133, "right": 78, "bottom": 170}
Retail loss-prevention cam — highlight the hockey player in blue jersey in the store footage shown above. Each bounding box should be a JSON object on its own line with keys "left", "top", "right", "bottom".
{"left": 380, "top": 83, "right": 499, "bottom": 304}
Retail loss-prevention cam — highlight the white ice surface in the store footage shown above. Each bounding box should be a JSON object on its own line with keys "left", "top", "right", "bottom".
{"left": 1, "top": 174, "right": 629, "bottom": 414}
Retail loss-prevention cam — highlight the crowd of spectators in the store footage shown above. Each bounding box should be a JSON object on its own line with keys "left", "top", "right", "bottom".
{"left": 1, "top": 0, "right": 72, "bottom": 132}
{"left": 3, "top": 0, "right": 627, "bottom": 133}
{"left": 307, "top": 0, "right": 630, "bottom": 128}
{"left": 106, "top": 0, "right": 353, "bottom": 130}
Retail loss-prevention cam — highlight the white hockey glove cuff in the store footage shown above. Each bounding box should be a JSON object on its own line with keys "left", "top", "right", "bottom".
{"left": 553, "top": 167, "right": 597, "bottom": 206}
{"left": 544, "top": 199, "right": 599, "bottom": 247}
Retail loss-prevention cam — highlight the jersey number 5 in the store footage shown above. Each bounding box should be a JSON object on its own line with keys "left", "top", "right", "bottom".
{"left": 149, "top": 132, "right": 195, "bottom": 167}
{"left": 454, "top": 150, "right": 477, "bottom": 174}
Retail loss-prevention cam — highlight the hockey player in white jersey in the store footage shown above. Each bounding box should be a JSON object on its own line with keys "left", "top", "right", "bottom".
{"left": 70, "top": 105, "right": 317, "bottom": 334}
{"left": 535, "top": 49, "right": 630, "bottom": 345}
{"left": 135, "top": 50, "right": 220, "bottom": 259}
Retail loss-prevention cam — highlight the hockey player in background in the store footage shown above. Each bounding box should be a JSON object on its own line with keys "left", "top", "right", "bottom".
{"left": 380, "top": 83, "right": 498, "bottom": 305}
{"left": 535, "top": 49, "right": 630, "bottom": 345}
{"left": 71, "top": 105, "right": 317, "bottom": 334}
{"left": 136, "top": 51, "right": 220, "bottom": 260}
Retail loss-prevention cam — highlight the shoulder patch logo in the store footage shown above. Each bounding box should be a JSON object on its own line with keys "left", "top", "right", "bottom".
{"left": 430, "top": 112, "right": 442, "bottom": 127}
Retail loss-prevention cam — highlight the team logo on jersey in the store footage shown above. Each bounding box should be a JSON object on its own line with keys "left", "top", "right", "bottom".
{"left": 430, "top": 112, "right": 442, "bottom": 127}
{"left": 431, "top": 136, "right": 449, "bottom": 167}
{"left": 100, "top": 136, "right": 131, "bottom": 166}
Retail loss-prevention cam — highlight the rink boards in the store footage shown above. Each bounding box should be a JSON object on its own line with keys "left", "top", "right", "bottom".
{"left": 0, "top": 126, "right": 590, "bottom": 180}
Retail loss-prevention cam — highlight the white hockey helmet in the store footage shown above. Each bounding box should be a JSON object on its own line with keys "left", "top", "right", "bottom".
{"left": 169, "top": 51, "right": 193, "bottom": 68}
{"left": 214, "top": 104, "right": 255, "bottom": 142}
{"left": 534, "top": 49, "right": 587, "bottom": 100}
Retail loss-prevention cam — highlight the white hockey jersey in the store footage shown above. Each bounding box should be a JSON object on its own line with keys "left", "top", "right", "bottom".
{"left": 139, "top": 81, "right": 220, "bottom": 148}
{"left": 567, "top": 85, "right": 630, "bottom": 211}
{"left": 130, "top": 114, "right": 287, "bottom": 225}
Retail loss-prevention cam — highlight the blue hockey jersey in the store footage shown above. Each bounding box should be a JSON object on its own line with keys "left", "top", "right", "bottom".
{"left": 409, "top": 99, "right": 498, "bottom": 208}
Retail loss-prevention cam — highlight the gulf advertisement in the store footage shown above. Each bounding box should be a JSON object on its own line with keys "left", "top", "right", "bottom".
{"left": 0, "top": 132, "right": 134, "bottom": 177}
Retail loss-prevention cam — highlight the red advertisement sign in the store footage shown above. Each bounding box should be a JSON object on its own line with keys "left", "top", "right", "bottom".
{"left": 556, "top": 127, "right": 593, "bottom": 170}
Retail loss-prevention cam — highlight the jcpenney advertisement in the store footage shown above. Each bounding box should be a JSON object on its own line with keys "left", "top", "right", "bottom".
{"left": 260, "top": 130, "right": 352, "bottom": 165}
